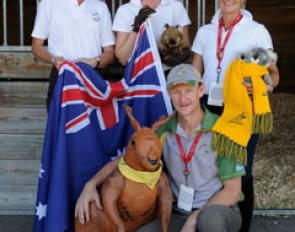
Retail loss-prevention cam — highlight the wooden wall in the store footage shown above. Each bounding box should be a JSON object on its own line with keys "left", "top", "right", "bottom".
{"left": 0, "top": 53, "right": 49, "bottom": 214}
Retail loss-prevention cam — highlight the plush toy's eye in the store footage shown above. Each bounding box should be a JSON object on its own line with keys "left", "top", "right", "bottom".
{"left": 241, "top": 55, "right": 246, "bottom": 60}
{"left": 131, "top": 139, "right": 136, "bottom": 146}
{"left": 253, "top": 54, "right": 259, "bottom": 60}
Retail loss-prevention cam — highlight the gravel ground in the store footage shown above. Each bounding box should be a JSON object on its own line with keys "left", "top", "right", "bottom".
{"left": 253, "top": 92, "right": 295, "bottom": 209}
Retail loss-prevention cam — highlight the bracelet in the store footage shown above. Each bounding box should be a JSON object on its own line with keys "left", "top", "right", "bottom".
{"left": 95, "top": 57, "right": 101, "bottom": 68}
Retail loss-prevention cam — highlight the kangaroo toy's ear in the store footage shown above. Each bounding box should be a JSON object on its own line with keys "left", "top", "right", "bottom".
{"left": 123, "top": 104, "right": 141, "bottom": 131}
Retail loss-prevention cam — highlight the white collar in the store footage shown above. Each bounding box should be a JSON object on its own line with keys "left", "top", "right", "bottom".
{"left": 211, "top": 9, "right": 253, "bottom": 25}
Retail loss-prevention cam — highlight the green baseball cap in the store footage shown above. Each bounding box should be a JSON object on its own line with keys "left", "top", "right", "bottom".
{"left": 166, "top": 64, "right": 202, "bottom": 89}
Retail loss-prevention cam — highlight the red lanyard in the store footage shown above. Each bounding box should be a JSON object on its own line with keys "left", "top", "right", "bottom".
{"left": 216, "top": 14, "right": 242, "bottom": 82}
{"left": 175, "top": 133, "right": 203, "bottom": 175}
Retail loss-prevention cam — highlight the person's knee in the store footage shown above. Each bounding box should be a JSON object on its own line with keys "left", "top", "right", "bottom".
{"left": 198, "top": 205, "right": 226, "bottom": 232}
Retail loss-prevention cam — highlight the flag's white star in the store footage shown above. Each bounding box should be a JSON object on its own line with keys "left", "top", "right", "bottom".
{"left": 114, "top": 147, "right": 126, "bottom": 159}
{"left": 39, "top": 166, "right": 45, "bottom": 179}
{"left": 36, "top": 202, "right": 47, "bottom": 220}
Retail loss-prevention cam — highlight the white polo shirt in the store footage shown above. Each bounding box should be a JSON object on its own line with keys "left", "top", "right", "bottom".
{"left": 192, "top": 9, "right": 273, "bottom": 94}
{"left": 112, "top": 0, "right": 191, "bottom": 46}
{"left": 31, "top": 0, "right": 115, "bottom": 61}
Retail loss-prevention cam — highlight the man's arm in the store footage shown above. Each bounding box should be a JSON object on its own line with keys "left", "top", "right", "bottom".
{"left": 98, "top": 45, "right": 115, "bottom": 68}
{"left": 75, "top": 157, "right": 120, "bottom": 224}
{"left": 32, "top": 37, "right": 65, "bottom": 69}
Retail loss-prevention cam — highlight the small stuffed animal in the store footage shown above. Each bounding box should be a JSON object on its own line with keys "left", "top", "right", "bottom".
{"left": 236, "top": 47, "right": 278, "bottom": 85}
{"left": 75, "top": 105, "right": 172, "bottom": 232}
{"left": 159, "top": 24, "right": 191, "bottom": 67}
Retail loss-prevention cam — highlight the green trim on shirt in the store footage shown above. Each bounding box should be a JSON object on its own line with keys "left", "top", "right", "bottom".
{"left": 217, "top": 156, "right": 246, "bottom": 182}
{"left": 156, "top": 106, "right": 219, "bottom": 137}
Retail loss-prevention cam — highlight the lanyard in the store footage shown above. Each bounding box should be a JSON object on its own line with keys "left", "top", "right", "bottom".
{"left": 216, "top": 14, "right": 242, "bottom": 83}
{"left": 175, "top": 133, "right": 203, "bottom": 185}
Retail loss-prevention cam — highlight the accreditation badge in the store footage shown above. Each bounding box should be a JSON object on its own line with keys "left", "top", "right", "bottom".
{"left": 177, "top": 184, "right": 194, "bottom": 212}
{"left": 208, "top": 82, "right": 223, "bottom": 106}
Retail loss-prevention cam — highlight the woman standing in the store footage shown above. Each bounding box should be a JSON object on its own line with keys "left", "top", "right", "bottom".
{"left": 191, "top": 0, "right": 279, "bottom": 231}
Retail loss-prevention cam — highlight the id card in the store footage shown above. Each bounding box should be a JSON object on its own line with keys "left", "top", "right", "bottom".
{"left": 208, "top": 82, "right": 223, "bottom": 107}
{"left": 177, "top": 184, "right": 194, "bottom": 212}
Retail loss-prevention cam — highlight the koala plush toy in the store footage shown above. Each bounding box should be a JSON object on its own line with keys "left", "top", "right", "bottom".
{"left": 159, "top": 24, "right": 191, "bottom": 67}
{"left": 236, "top": 47, "right": 278, "bottom": 85}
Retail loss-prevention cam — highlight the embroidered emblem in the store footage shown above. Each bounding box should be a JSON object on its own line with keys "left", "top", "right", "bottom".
{"left": 175, "top": 67, "right": 186, "bottom": 77}
{"left": 229, "top": 112, "right": 246, "bottom": 125}
{"left": 92, "top": 13, "right": 100, "bottom": 22}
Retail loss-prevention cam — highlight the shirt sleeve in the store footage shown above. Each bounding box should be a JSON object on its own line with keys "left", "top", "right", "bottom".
{"left": 175, "top": 1, "right": 191, "bottom": 27}
{"left": 31, "top": 0, "right": 50, "bottom": 39}
{"left": 100, "top": 3, "right": 115, "bottom": 47}
{"left": 217, "top": 156, "right": 246, "bottom": 182}
{"left": 112, "top": 6, "right": 134, "bottom": 33}
{"left": 191, "top": 27, "right": 204, "bottom": 55}
{"left": 254, "top": 24, "right": 274, "bottom": 50}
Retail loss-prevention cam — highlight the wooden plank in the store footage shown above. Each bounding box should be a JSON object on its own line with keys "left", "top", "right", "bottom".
{"left": 0, "top": 82, "right": 48, "bottom": 108}
{"left": 0, "top": 160, "right": 39, "bottom": 185}
{"left": 0, "top": 185, "right": 37, "bottom": 211}
{"left": 0, "top": 149, "right": 42, "bottom": 160}
{"left": 0, "top": 108, "right": 46, "bottom": 134}
{"left": 0, "top": 52, "right": 51, "bottom": 79}
{"left": 0, "top": 134, "right": 44, "bottom": 152}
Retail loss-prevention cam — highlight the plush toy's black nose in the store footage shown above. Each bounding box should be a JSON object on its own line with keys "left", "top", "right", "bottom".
{"left": 148, "top": 157, "right": 158, "bottom": 165}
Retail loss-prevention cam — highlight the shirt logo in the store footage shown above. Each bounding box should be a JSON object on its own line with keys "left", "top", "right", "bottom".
{"left": 236, "top": 165, "right": 244, "bottom": 172}
{"left": 92, "top": 13, "right": 100, "bottom": 22}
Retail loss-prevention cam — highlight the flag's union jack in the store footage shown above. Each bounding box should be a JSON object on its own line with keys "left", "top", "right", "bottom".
{"left": 60, "top": 25, "right": 166, "bottom": 132}
{"left": 33, "top": 22, "right": 172, "bottom": 232}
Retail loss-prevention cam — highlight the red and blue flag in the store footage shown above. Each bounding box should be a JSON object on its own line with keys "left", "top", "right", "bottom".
{"left": 33, "top": 22, "right": 172, "bottom": 232}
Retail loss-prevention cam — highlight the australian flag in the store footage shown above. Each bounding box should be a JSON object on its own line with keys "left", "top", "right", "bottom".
{"left": 33, "top": 22, "right": 172, "bottom": 232}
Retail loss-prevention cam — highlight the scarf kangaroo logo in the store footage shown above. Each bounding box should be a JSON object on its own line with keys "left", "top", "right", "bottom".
{"left": 229, "top": 113, "right": 247, "bottom": 125}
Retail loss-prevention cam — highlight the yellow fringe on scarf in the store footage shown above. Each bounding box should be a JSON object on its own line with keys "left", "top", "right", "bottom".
{"left": 212, "top": 60, "right": 273, "bottom": 164}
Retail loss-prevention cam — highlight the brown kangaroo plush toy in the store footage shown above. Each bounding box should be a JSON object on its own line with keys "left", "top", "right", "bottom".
{"left": 75, "top": 105, "right": 172, "bottom": 232}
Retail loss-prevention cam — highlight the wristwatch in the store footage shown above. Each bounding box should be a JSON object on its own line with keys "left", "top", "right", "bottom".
{"left": 95, "top": 57, "right": 101, "bottom": 69}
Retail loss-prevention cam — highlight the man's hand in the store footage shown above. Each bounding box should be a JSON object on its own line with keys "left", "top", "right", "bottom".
{"left": 180, "top": 210, "right": 199, "bottom": 232}
{"left": 133, "top": 6, "right": 155, "bottom": 32}
{"left": 52, "top": 56, "right": 65, "bottom": 70}
{"left": 75, "top": 181, "right": 102, "bottom": 224}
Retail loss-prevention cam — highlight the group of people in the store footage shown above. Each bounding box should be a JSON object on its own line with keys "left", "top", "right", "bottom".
{"left": 32, "top": 0, "right": 279, "bottom": 231}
